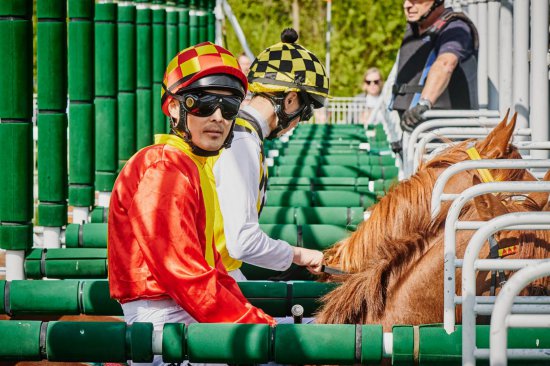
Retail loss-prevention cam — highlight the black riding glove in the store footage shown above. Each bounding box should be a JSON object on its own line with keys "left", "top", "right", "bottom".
{"left": 400, "top": 103, "right": 430, "bottom": 132}
{"left": 390, "top": 140, "right": 402, "bottom": 155}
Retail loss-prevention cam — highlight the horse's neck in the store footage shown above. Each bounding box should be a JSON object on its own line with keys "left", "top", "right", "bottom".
{"left": 340, "top": 170, "right": 438, "bottom": 273}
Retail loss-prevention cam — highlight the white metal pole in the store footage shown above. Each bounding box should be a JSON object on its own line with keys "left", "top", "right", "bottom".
{"left": 490, "top": 261, "right": 550, "bottom": 366}
{"left": 477, "top": 0, "right": 489, "bottom": 109}
{"left": 6, "top": 250, "right": 25, "bottom": 280}
{"left": 214, "top": 0, "right": 223, "bottom": 46}
{"left": 468, "top": 0, "right": 478, "bottom": 27}
{"left": 512, "top": 0, "right": 529, "bottom": 130}
{"left": 498, "top": 0, "right": 512, "bottom": 115}
{"left": 462, "top": 212, "right": 550, "bottom": 366}
{"left": 487, "top": 0, "right": 499, "bottom": 110}
{"left": 530, "top": 0, "right": 549, "bottom": 159}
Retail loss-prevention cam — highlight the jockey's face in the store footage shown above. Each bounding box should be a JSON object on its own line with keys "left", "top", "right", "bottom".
{"left": 403, "top": 0, "right": 434, "bottom": 23}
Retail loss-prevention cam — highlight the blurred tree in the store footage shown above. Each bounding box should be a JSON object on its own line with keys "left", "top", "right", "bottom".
{"left": 225, "top": 0, "right": 405, "bottom": 96}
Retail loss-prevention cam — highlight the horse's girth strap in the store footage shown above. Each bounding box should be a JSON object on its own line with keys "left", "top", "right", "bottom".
{"left": 466, "top": 146, "right": 496, "bottom": 183}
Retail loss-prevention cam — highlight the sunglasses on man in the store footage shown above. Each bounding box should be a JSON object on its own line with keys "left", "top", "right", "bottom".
{"left": 364, "top": 79, "right": 380, "bottom": 85}
{"left": 173, "top": 92, "right": 243, "bottom": 120}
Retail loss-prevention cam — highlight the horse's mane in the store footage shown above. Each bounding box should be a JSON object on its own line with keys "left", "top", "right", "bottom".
{"left": 324, "top": 140, "right": 526, "bottom": 275}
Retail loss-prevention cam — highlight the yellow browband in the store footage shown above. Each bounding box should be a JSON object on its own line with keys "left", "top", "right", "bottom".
{"left": 466, "top": 146, "right": 497, "bottom": 183}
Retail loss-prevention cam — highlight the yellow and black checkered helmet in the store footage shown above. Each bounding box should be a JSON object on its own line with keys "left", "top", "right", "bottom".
{"left": 248, "top": 29, "right": 329, "bottom": 107}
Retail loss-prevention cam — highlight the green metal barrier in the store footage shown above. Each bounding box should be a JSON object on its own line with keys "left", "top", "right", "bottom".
{"left": 37, "top": 0, "right": 68, "bottom": 230}
{"left": 178, "top": 0, "right": 190, "bottom": 49}
{"left": 188, "top": 323, "right": 269, "bottom": 363}
{"left": 166, "top": 8, "right": 179, "bottom": 81}
{"left": 1, "top": 321, "right": 549, "bottom": 364}
{"left": 152, "top": 2, "right": 167, "bottom": 135}
{"left": 275, "top": 146, "right": 391, "bottom": 156}
{"left": 0, "top": 0, "right": 34, "bottom": 251}
{"left": 0, "top": 280, "right": 337, "bottom": 318}
{"left": 25, "top": 248, "right": 108, "bottom": 279}
{"left": 95, "top": 3, "right": 118, "bottom": 194}
{"left": 117, "top": 3, "right": 137, "bottom": 169}
{"left": 68, "top": 0, "right": 95, "bottom": 209}
{"left": 136, "top": 1, "right": 153, "bottom": 149}
{"left": 65, "top": 223, "right": 107, "bottom": 248}
{"left": 274, "top": 154, "right": 395, "bottom": 166}
{"left": 206, "top": 0, "right": 215, "bottom": 41}
{"left": 271, "top": 165, "right": 398, "bottom": 180}
{"left": 267, "top": 177, "right": 394, "bottom": 196}
{"left": 90, "top": 206, "right": 109, "bottom": 223}
{"left": 60, "top": 223, "right": 347, "bottom": 251}
{"left": 266, "top": 190, "right": 376, "bottom": 209}
{"left": 197, "top": 0, "right": 207, "bottom": 42}
{"left": 259, "top": 206, "right": 363, "bottom": 227}
{"left": 188, "top": 0, "right": 198, "bottom": 44}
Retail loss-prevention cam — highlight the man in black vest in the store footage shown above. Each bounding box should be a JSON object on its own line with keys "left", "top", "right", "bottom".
{"left": 391, "top": 0, "right": 478, "bottom": 135}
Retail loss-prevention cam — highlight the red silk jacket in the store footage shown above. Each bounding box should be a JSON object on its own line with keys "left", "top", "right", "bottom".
{"left": 108, "top": 134, "right": 275, "bottom": 325}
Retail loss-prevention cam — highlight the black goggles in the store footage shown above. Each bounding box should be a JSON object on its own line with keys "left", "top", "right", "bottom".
{"left": 174, "top": 92, "right": 243, "bottom": 120}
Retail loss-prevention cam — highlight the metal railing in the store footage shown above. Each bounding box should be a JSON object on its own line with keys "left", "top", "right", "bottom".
{"left": 462, "top": 212, "right": 550, "bottom": 366}
{"left": 490, "top": 260, "right": 550, "bottom": 366}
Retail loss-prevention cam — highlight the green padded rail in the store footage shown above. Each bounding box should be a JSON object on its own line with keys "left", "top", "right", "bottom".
{"left": 65, "top": 222, "right": 108, "bottom": 247}
{"left": 50, "top": 223, "right": 348, "bottom": 251}
{"left": 271, "top": 164, "right": 398, "bottom": 180}
{"left": 90, "top": 206, "right": 109, "bottom": 223}
{"left": 0, "top": 280, "right": 338, "bottom": 318}
{"left": 392, "top": 324, "right": 550, "bottom": 365}
{"left": 25, "top": 248, "right": 107, "bottom": 279}
{"left": 0, "top": 321, "right": 385, "bottom": 364}
{"left": 268, "top": 177, "right": 358, "bottom": 192}
{"left": 266, "top": 190, "right": 376, "bottom": 209}
{"left": 267, "top": 177, "right": 395, "bottom": 195}
{"left": 25, "top": 230, "right": 349, "bottom": 279}
{"left": 274, "top": 324, "right": 357, "bottom": 364}
{"left": 275, "top": 145, "right": 391, "bottom": 156}
{"left": 259, "top": 206, "right": 363, "bottom": 227}
{"left": 187, "top": 323, "right": 270, "bottom": 363}
{"left": 0, "top": 320, "right": 42, "bottom": 361}
{"left": 273, "top": 154, "right": 395, "bottom": 166}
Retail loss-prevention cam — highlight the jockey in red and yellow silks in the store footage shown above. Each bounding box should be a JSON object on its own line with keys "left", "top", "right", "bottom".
{"left": 108, "top": 42, "right": 275, "bottom": 328}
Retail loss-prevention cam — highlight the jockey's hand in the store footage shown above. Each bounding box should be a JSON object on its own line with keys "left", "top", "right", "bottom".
{"left": 292, "top": 247, "right": 324, "bottom": 274}
{"left": 400, "top": 103, "right": 430, "bottom": 132}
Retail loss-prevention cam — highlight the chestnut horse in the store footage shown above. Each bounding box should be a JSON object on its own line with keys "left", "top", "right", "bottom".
{"left": 316, "top": 113, "right": 549, "bottom": 330}
{"left": 322, "top": 112, "right": 534, "bottom": 275}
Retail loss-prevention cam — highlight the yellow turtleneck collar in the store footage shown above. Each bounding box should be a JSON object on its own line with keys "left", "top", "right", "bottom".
{"left": 154, "top": 134, "right": 208, "bottom": 166}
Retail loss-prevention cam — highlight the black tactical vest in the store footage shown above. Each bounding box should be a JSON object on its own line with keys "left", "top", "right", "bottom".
{"left": 392, "top": 9, "right": 479, "bottom": 113}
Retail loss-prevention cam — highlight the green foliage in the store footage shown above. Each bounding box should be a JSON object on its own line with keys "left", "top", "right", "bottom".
{"left": 224, "top": 0, "right": 405, "bottom": 96}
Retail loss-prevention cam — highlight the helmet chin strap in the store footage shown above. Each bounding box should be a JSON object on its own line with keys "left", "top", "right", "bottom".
{"left": 170, "top": 100, "right": 235, "bottom": 157}
{"left": 410, "top": 0, "right": 443, "bottom": 27}
{"left": 261, "top": 93, "right": 309, "bottom": 140}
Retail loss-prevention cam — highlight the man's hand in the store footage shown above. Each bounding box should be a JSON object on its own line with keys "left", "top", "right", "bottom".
{"left": 400, "top": 103, "right": 430, "bottom": 132}
{"left": 292, "top": 247, "right": 324, "bottom": 274}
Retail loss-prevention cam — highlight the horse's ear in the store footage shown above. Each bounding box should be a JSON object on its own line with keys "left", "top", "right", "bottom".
{"left": 525, "top": 170, "right": 550, "bottom": 209}
{"left": 472, "top": 176, "right": 509, "bottom": 220}
{"left": 475, "top": 110, "right": 516, "bottom": 158}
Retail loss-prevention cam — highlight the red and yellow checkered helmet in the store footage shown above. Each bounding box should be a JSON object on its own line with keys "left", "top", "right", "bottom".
{"left": 161, "top": 42, "right": 248, "bottom": 117}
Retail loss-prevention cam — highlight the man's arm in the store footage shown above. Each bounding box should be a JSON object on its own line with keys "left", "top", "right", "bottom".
{"left": 401, "top": 20, "right": 474, "bottom": 132}
{"left": 400, "top": 52, "right": 460, "bottom": 132}
{"left": 420, "top": 52, "right": 459, "bottom": 105}
{"left": 215, "top": 136, "right": 323, "bottom": 272}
